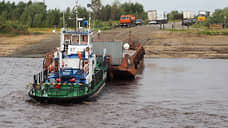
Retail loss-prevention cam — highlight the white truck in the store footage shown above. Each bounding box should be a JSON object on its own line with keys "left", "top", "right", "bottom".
{"left": 148, "top": 10, "right": 168, "bottom": 24}
{"left": 182, "top": 11, "right": 196, "bottom": 26}
{"left": 183, "top": 11, "right": 194, "bottom": 19}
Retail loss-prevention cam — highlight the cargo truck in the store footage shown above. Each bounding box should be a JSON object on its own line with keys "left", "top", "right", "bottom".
{"left": 182, "top": 11, "right": 196, "bottom": 26}
{"left": 120, "top": 15, "right": 136, "bottom": 27}
{"left": 197, "top": 11, "right": 210, "bottom": 22}
{"left": 148, "top": 10, "right": 168, "bottom": 24}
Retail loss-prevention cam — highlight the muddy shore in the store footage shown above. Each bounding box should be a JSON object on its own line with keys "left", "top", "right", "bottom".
{"left": 0, "top": 33, "right": 59, "bottom": 58}
{"left": 0, "top": 25, "right": 228, "bottom": 59}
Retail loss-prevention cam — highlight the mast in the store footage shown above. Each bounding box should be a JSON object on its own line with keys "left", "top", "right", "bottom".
{"left": 63, "top": 11, "right": 65, "bottom": 28}
{"left": 75, "top": 0, "right": 79, "bottom": 31}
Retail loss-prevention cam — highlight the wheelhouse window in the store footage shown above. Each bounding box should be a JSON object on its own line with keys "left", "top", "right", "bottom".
{"left": 80, "top": 35, "right": 88, "bottom": 45}
{"left": 64, "top": 34, "right": 88, "bottom": 45}
{"left": 72, "top": 35, "right": 79, "bottom": 44}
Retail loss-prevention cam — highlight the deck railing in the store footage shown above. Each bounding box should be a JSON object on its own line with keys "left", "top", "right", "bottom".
{"left": 31, "top": 67, "right": 105, "bottom": 97}
{"left": 31, "top": 56, "right": 107, "bottom": 97}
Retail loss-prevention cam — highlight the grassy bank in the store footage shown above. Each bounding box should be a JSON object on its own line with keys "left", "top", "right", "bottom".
{"left": 165, "top": 28, "right": 228, "bottom": 36}
{"left": 0, "top": 20, "right": 119, "bottom": 37}
{"left": 91, "top": 20, "right": 119, "bottom": 31}
{"left": 0, "top": 23, "right": 29, "bottom": 36}
{"left": 28, "top": 28, "right": 61, "bottom": 33}
{"left": 0, "top": 23, "right": 53, "bottom": 36}
{"left": 29, "top": 20, "right": 119, "bottom": 33}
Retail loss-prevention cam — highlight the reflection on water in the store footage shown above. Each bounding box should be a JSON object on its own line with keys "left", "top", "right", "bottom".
{"left": 0, "top": 58, "right": 228, "bottom": 128}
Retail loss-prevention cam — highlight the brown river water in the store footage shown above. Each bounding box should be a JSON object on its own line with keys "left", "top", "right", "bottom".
{"left": 0, "top": 58, "right": 228, "bottom": 128}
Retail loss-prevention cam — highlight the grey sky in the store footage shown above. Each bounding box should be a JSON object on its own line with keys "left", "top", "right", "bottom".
{"left": 5, "top": 0, "right": 228, "bottom": 12}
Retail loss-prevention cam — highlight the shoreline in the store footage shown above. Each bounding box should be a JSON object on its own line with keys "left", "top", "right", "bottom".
{"left": 0, "top": 25, "right": 228, "bottom": 59}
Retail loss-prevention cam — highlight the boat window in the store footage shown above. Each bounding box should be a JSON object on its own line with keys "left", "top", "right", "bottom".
{"left": 64, "top": 35, "right": 71, "bottom": 40}
{"left": 64, "top": 34, "right": 73, "bottom": 45}
{"left": 72, "top": 35, "right": 79, "bottom": 44}
{"left": 80, "top": 35, "right": 88, "bottom": 45}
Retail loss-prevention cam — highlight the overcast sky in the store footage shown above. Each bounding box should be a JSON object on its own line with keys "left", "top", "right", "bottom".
{"left": 5, "top": 0, "right": 228, "bottom": 12}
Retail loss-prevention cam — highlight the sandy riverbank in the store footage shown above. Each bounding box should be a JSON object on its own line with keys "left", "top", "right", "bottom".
{"left": 0, "top": 33, "right": 59, "bottom": 58}
{"left": 0, "top": 25, "right": 228, "bottom": 59}
{"left": 100, "top": 25, "right": 228, "bottom": 59}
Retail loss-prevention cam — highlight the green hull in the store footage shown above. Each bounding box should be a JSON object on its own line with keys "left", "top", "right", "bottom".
{"left": 29, "top": 65, "right": 107, "bottom": 103}
{"left": 28, "top": 79, "right": 106, "bottom": 102}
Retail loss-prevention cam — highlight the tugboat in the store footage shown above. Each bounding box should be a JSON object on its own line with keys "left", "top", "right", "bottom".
{"left": 28, "top": 27, "right": 108, "bottom": 102}
{"left": 28, "top": 0, "right": 108, "bottom": 102}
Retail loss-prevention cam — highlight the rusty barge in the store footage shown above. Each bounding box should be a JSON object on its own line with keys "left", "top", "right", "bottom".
{"left": 93, "top": 31, "right": 145, "bottom": 79}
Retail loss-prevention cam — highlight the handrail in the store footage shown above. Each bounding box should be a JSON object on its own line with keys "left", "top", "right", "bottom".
{"left": 32, "top": 67, "right": 105, "bottom": 97}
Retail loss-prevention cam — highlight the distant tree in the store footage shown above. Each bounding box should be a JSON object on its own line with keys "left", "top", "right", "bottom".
{"left": 203, "top": 7, "right": 228, "bottom": 26}
{"left": 167, "top": 10, "right": 183, "bottom": 21}
{"left": 14, "top": 2, "right": 27, "bottom": 20}
{"left": 120, "top": 2, "right": 145, "bottom": 19}
{"left": 46, "top": 9, "right": 61, "bottom": 27}
{"left": 111, "top": 3, "right": 119, "bottom": 20}
{"left": 20, "top": 2, "right": 46, "bottom": 27}
{"left": 91, "top": 0, "right": 102, "bottom": 19}
{"left": 0, "top": 0, "right": 148, "bottom": 28}
{"left": 99, "top": 5, "right": 111, "bottom": 21}
{"left": 65, "top": 7, "right": 73, "bottom": 28}
{"left": 0, "top": 11, "right": 7, "bottom": 23}
{"left": 78, "top": 6, "right": 89, "bottom": 20}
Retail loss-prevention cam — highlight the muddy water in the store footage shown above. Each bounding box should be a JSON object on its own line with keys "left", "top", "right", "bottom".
{"left": 0, "top": 58, "right": 228, "bottom": 128}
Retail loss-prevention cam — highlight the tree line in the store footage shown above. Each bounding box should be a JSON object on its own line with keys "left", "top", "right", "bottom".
{"left": 167, "top": 7, "right": 228, "bottom": 26}
{"left": 204, "top": 7, "right": 228, "bottom": 26}
{"left": 0, "top": 0, "right": 146, "bottom": 28}
{"left": 0, "top": 0, "right": 227, "bottom": 28}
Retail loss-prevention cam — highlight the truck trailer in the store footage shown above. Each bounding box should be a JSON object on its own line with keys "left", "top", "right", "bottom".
{"left": 182, "top": 11, "right": 196, "bottom": 26}
{"left": 148, "top": 10, "right": 168, "bottom": 24}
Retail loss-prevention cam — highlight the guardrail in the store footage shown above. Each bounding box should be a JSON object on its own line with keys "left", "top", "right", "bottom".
{"left": 33, "top": 70, "right": 48, "bottom": 84}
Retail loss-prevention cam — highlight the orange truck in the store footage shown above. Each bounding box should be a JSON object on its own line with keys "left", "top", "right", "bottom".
{"left": 120, "top": 15, "right": 136, "bottom": 27}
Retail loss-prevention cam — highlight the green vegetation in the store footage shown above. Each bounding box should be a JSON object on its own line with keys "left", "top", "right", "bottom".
{"left": 167, "top": 10, "right": 183, "bottom": 21}
{"left": 198, "top": 29, "right": 228, "bottom": 35}
{"left": 0, "top": 0, "right": 146, "bottom": 30}
{"left": 197, "top": 7, "right": 228, "bottom": 27}
{"left": 165, "top": 28, "right": 228, "bottom": 36}
{"left": 0, "top": 22, "right": 28, "bottom": 36}
{"left": 98, "top": 1, "right": 146, "bottom": 21}
{"left": 166, "top": 7, "right": 228, "bottom": 35}
{"left": 91, "top": 20, "right": 119, "bottom": 31}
